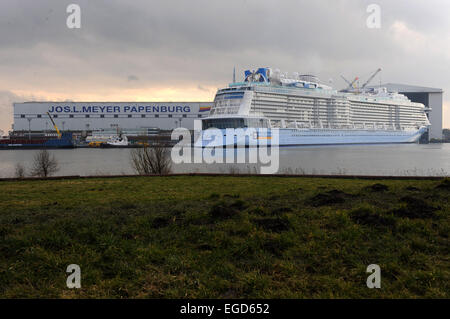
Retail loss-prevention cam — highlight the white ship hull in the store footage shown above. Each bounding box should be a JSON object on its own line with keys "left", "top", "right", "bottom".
{"left": 195, "top": 126, "right": 427, "bottom": 147}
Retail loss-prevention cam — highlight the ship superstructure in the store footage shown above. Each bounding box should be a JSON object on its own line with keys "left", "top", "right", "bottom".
{"left": 196, "top": 67, "right": 430, "bottom": 146}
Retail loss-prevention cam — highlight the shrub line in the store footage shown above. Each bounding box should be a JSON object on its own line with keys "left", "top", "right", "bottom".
{"left": 0, "top": 173, "right": 447, "bottom": 182}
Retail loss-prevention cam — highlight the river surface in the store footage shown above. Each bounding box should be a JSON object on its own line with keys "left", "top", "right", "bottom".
{"left": 0, "top": 144, "right": 449, "bottom": 177}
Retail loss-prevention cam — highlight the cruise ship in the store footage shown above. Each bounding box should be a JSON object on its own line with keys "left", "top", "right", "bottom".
{"left": 195, "top": 67, "right": 430, "bottom": 147}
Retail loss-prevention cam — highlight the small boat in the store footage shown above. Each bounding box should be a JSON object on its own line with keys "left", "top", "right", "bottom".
{"left": 88, "top": 140, "right": 106, "bottom": 148}
{"left": 103, "top": 134, "right": 129, "bottom": 147}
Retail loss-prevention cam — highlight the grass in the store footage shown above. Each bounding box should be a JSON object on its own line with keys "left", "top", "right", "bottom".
{"left": 0, "top": 176, "right": 448, "bottom": 298}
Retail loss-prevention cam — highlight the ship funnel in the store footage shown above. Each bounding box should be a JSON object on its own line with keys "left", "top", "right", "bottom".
{"left": 269, "top": 68, "right": 282, "bottom": 85}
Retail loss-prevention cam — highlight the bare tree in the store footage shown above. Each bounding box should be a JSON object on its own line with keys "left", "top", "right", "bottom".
{"left": 14, "top": 163, "right": 26, "bottom": 178}
{"left": 31, "top": 149, "right": 59, "bottom": 177}
{"left": 130, "top": 138, "right": 172, "bottom": 175}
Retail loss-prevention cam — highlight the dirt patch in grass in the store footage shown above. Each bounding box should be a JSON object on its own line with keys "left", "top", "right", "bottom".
{"left": 261, "top": 236, "right": 294, "bottom": 257}
{"left": 229, "top": 199, "right": 247, "bottom": 210}
{"left": 349, "top": 207, "right": 396, "bottom": 227}
{"left": 367, "top": 183, "right": 389, "bottom": 192}
{"left": 261, "top": 240, "right": 286, "bottom": 257}
{"left": 252, "top": 216, "right": 292, "bottom": 233}
{"left": 209, "top": 193, "right": 220, "bottom": 199}
{"left": 271, "top": 207, "right": 293, "bottom": 215}
{"left": 391, "top": 196, "right": 438, "bottom": 219}
{"left": 405, "top": 186, "right": 420, "bottom": 191}
{"left": 249, "top": 207, "right": 267, "bottom": 216}
{"left": 118, "top": 202, "right": 138, "bottom": 210}
{"left": 197, "top": 243, "right": 214, "bottom": 251}
{"left": 435, "top": 178, "right": 450, "bottom": 190}
{"left": 223, "top": 194, "right": 240, "bottom": 199}
{"left": 209, "top": 200, "right": 248, "bottom": 219}
{"left": 152, "top": 217, "right": 170, "bottom": 229}
{"left": 0, "top": 226, "right": 10, "bottom": 239}
{"left": 307, "top": 189, "right": 354, "bottom": 207}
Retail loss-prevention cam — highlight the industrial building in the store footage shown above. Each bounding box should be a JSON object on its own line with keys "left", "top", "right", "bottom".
{"left": 13, "top": 101, "right": 212, "bottom": 133}
{"left": 369, "top": 83, "right": 443, "bottom": 140}
{"left": 12, "top": 83, "right": 444, "bottom": 140}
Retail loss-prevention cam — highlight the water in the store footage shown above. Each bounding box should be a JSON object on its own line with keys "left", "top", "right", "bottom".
{"left": 0, "top": 144, "right": 449, "bottom": 177}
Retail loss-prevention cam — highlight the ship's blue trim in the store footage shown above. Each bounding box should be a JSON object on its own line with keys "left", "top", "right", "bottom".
{"left": 224, "top": 95, "right": 244, "bottom": 100}
{"left": 216, "top": 92, "right": 245, "bottom": 100}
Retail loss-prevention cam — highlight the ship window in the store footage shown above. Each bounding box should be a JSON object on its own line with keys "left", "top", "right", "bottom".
{"left": 155, "top": 114, "right": 159, "bottom": 118}
{"left": 114, "top": 114, "right": 118, "bottom": 118}
{"left": 202, "top": 118, "right": 246, "bottom": 130}
{"left": 128, "top": 114, "right": 132, "bottom": 118}
{"left": 37, "top": 114, "right": 42, "bottom": 118}
{"left": 85, "top": 115, "right": 89, "bottom": 118}
{"left": 21, "top": 114, "right": 25, "bottom": 118}
{"left": 141, "top": 114, "right": 145, "bottom": 118}
{"left": 100, "top": 114, "right": 105, "bottom": 118}
{"left": 53, "top": 115, "right": 58, "bottom": 118}
{"left": 183, "top": 114, "right": 187, "bottom": 118}
{"left": 69, "top": 115, "right": 74, "bottom": 118}
{"left": 168, "top": 114, "right": 172, "bottom": 118}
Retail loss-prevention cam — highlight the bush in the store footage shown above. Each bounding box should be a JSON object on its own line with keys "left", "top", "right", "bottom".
{"left": 130, "top": 139, "right": 172, "bottom": 175}
{"left": 14, "top": 163, "right": 26, "bottom": 178}
{"left": 30, "top": 150, "right": 59, "bottom": 177}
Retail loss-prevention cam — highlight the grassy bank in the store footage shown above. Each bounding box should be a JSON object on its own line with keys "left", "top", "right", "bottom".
{"left": 0, "top": 176, "right": 448, "bottom": 298}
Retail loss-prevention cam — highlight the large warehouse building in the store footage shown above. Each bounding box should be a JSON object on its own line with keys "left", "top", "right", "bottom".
{"left": 369, "top": 83, "right": 443, "bottom": 140}
{"left": 13, "top": 101, "right": 212, "bottom": 132}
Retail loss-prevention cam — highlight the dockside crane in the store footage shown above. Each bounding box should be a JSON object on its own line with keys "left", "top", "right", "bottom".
{"left": 341, "top": 75, "right": 359, "bottom": 91}
{"left": 361, "top": 68, "right": 382, "bottom": 91}
{"left": 46, "top": 112, "right": 62, "bottom": 139}
{"left": 340, "top": 68, "right": 382, "bottom": 93}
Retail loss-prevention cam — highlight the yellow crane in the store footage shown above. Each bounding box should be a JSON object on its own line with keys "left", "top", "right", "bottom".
{"left": 46, "top": 112, "right": 62, "bottom": 139}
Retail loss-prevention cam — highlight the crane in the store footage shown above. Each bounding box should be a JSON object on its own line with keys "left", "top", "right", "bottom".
{"left": 341, "top": 75, "right": 359, "bottom": 91}
{"left": 361, "top": 68, "right": 382, "bottom": 91}
{"left": 46, "top": 112, "right": 62, "bottom": 139}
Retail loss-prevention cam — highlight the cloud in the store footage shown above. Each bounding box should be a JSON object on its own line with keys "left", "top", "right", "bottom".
{"left": 127, "top": 75, "right": 139, "bottom": 81}
{"left": 0, "top": 91, "right": 19, "bottom": 133}
{"left": 197, "top": 85, "right": 209, "bottom": 92}
{"left": 389, "top": 21, "right": 427, "bottom": 51}
{"left": 0, "top": 0, "right": 448, "bottom": 128}
{"left": 0, "top": 90, "right": 41, "bottom": 133}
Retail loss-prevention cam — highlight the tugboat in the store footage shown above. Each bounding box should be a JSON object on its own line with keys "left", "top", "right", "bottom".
{"left": 104, "top": 134, "right": 129, "bottom": 147}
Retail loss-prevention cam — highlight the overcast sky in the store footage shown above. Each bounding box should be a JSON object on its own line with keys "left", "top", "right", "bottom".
{"left": 0, "top": 0, "right": 449, "bottom": 132}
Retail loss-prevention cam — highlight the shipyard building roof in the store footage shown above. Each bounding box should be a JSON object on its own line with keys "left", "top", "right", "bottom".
{"left": 369, "top": 83, "right": 443, "bottom": 93}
